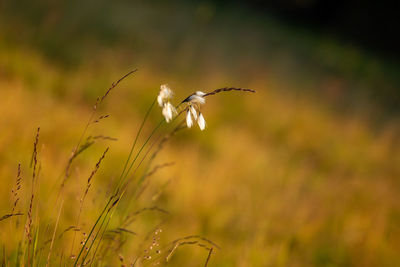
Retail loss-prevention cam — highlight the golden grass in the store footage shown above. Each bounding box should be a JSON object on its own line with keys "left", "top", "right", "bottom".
{"left": 0, "top": 29, "right": 400, "bottom": 267}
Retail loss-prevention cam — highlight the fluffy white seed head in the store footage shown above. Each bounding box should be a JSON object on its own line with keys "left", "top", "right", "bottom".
{"left": 162, "top": 102, "right": 176, "bottom": 122}
{"left": 197, "top": 112, "right": 206, "bottom": 131}
{"left": 157, "top": 84, "right": 174, "bottom": 107}
{"left": 189, "top": 105, "right": 197, "bottom": 120}
{"left": 186, "top": 109, "right": 193, "bottom": 128}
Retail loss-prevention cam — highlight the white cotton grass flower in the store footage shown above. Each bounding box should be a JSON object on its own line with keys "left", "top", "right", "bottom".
{"left": 189, "top": 105, "right": 198, "bottom": 120}
{"left": 191, "top": 91, "right": 206, "bottom": 105}
{"left": 182, "top": 91, "right": 207, "bottom": 130}
{"left": 180, "top": 86, "right": 256, "bottom": 130}
{"left": 197, "top": 112, "right": 206, "bottom": 131}
{"left": 162, "top": 102, "right": 175, "bottom": 122}
{"left": 185, "top": 103, "right": 206, "bottom": 130}
{"left": 185, "top": 107, "right": 206, "bottom": 130}
{"left": 157, "top": 84, "right": 176, "bottom": 123}
{"left": 186, "top": 109, "right": 193, "bottom": 128}
{"left": 182, "top": 91, "right": 206, "bottom": 105}
{"left": 157, "top": 84, "right": 173, "bottom": 107}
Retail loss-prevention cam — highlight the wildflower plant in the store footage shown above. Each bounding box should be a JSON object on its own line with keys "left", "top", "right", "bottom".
{"left": 0, "top": 70, "right": 255, "bottom": 266}
{"left": 158, "top": 86, "right": 255, "bottom": 131}
{"left": 182, "top": 91, "right": 207, "bottom": 130}
{"left": 157, "top": 84, "right": 177, "bottom": 123}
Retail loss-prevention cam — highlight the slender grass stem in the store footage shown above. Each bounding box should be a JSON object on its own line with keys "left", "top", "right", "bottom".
{"left": 88, "top": 207, "right": 115, "bottom": 266}
{"left": 116, "top": 98, "right": 157, "bottom": 191}
{"left": 115, "top": 119, "right": 164, "bottom": 193}
{"left": 46, "top": 200, "right": 63, "bottom": 267}
{"left": 80, "top": 212, "right": 108, "bottom": 266}
{"left": 73, "top": 196, "right": 113, "bottom": 266}
{"left": 80, "top": 193, "right": 123, "bottom": 266}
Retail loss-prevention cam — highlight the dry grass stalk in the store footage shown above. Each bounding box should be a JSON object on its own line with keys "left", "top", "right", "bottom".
{"left": 22, "top": 127, "right": 40, "bottom": 265}
{"left": 63, "top": 139, "right": 95, "bottom": 185}
{"left": 170, "top": 235, "right": 220, "bottom": 250}
{"left": 107, "top": 228, "right": 137, "bottom": 236}
{"left": 165, "top": 240, "right": 214, "bottom": 263}
{"left": 92, "top": 114, "right": 110, "bottom": 124}
{"left": 26, "top": 127, "right": 40, "bottom": 244}
{"left": 63, "top": 69, "right": 136, "bottom": 188}
{"left": 179, "top": 87, "right": 255, "bottom": 105}
{"left": 203, "top": 87, "right": 256, "bottom": 97}
{"left": 0, "top": 213, "right": 23, "bottom": 222}
{"left": 11, "top": 163, "right": 23, "bottom": 215}
{"left": 204, "top": 247, "right": 213, "bottom": 267}
{"left": 122, "top": 207, "right": 169, "bottom": 228}
{"left": 92, "top": 135, "right": 118, "bottom": 141}
{"left": 98, "top": 69, "right": 137, "bottom": 105}
{"left": 81, "top": 147, "right": 110, "bottom": 204}
{"left": 46, "top": 199, "right": 64, "bottom": 267}
{"left": 142, "top": 162, "right": 175, "bottom": 181}
{"left": 70, "top": 148, "right": 109, "bottom": 256}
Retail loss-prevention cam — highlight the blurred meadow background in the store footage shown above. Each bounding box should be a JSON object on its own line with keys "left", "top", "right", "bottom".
{"left": 1, "top": 0, "right": 400, "bottom": 266}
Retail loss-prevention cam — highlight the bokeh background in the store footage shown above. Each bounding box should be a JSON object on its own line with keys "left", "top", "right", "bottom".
{"left": 1, "top": 0, "right": 400, "bottom": 266}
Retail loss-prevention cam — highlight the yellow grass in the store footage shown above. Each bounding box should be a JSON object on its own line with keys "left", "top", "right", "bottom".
{"left": 1, "top": 5, "right": 400, "bottom": 266}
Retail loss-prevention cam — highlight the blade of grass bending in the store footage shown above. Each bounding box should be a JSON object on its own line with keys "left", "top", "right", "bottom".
{"left": 119, "top": 135, "right": 163, "bottom": 219}
{"left": 120, "top": 132, "right": 162, "bottom": 193}
{"left": 116, "top": 119, "right": 164, "bottom": 193}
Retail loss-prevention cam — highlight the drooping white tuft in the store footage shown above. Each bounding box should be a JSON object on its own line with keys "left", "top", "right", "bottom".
{"left": 197, "top": 112, "right": 206, "bottom": 131}
{"left": 186, "top": 109, "right": 193, "bottom": 128}
{"left": 157, "top": 84, "right": 177, "bottom": 123}
{"left": 189, "top": 105, "right": 198, "bottom": 120}
{"left": 157, "top": 94, "right": 163, "bottom": 107}
{"left": 158, "top": 84, "right": 173, "bottom": 107}
{"left": 162, "top": 102, "right": 176, "bottom": 122}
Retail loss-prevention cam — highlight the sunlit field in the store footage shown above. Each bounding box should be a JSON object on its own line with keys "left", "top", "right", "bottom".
{"left": 1, "top": 1, "right": 400, "bottom": 266}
